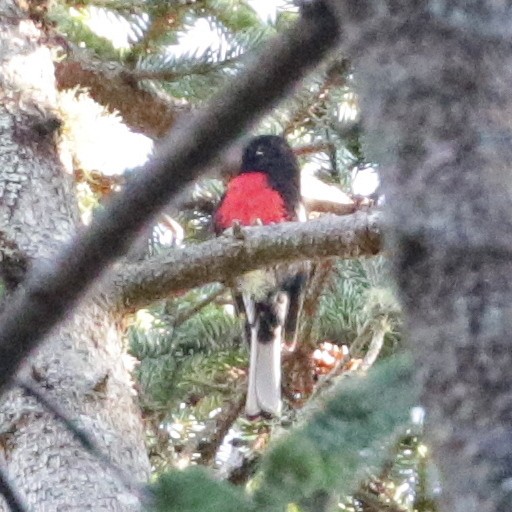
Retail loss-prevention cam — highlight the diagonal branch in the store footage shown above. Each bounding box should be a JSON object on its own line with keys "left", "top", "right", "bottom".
{"left": 300, "top": 258, "right": 336, "bottom": 348}
{"left": 55, "top": 56, "right": 186, "bottom": 139}
{"left": 172, "top": 284, "right": 226, "bottom": 327}
{"left": 0, "top": 2, "right": 341, "bottom": 395}
{"left": 112, "top": 210, "right": 381, "bottom": 313}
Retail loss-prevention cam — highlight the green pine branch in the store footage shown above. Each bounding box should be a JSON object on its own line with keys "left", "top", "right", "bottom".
{"left": 149, "top": 356, "right": 419, "bottom": 512}
{"left": 49, "top": 4, "right": 124, "bottom": 60}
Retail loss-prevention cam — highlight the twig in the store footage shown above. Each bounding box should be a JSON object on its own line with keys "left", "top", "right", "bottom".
{"left": 349, "top": 320, "right": 373, "bottom": 358}
{"left": 349, "top": 315, "right": 390, "bottom": 371}
{"left": 294, "top": 142, "right": 336, "bottom": 156}
{"left": 0, "top": 2, "right": 341, "bottom": 395}
{"left": 15, "top": 379, "right": 150, "bottom": 504}
{"left": 198, "top": 392, "right": 246, "bottom": 466}
{"left": 284, "top": 58, "right": 351, "bottom": 136}
{"left": 303, "top": 196, "right": 356, "bottom": 215}
{"left": 173, "top": 285, "right": 226, "bottom": 327}
{"left": 300, "top": 259, "right": 335, "bottom": 348}
{"left": 178, "top": 391, "right": 246, "bottom": 467}
{"left": 180, "top": 378, "right": 231, "bottom": 393}
{"left": 0, "top": 466, "right": 27, "bottom": 512}
{"left": 360, "top": 317, "right": 389, "bottom": 371}
{"left": 125, "top": 53, "right": 239, "bottom": 83}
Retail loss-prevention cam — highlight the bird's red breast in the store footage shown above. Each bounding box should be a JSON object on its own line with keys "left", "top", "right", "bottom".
{"left": 214, "top": 172, "right": 289, "bottom": 232}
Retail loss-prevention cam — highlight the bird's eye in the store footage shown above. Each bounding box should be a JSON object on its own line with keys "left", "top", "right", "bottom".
{"left": 255, "top": 148, "right": 264, "bottom": 156}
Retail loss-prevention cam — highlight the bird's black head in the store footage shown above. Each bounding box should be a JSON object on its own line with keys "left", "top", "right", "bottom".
{"left": 240, "top": 135, "right": 301, "bottom": 214}
{"left": 241, "top": 136, "right": 298, "bottom": 179}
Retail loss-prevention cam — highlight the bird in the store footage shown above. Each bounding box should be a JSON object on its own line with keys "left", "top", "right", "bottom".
{"left": 213, "top": 135, "right": 308, "bottom": 418}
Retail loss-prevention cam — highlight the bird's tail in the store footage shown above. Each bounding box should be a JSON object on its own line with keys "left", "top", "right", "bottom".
{"left": 243, "top": 293, "right": 288, "bottom": 418}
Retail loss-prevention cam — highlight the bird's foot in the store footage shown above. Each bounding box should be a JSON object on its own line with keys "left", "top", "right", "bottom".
{"left": 230, "top": 219, "right": 245, "bottom": 239}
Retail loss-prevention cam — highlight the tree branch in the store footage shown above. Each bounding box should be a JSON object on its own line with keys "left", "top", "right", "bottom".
{"left": 111, "top": 210, "right": 380, "bottom": 313}
{"left": 360, "top": 316, "right": 389, "bottom": 371}
{"left": 172, "top": 284, "right": 226, "bottom": 327}
{"left": 178, "top": 391, "right": 246, "bottom": 468}
{"left": 0, "top": 1, "right": 341, "bottom": 395}
{"left": 55, "top": 56, "right": 186, "bottom": 139}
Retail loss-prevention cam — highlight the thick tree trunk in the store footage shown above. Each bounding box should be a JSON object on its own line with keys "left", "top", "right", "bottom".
{"left": 0, "top": 1, "right": 150, "bottom": 509}
{"left": 329, "top": 2, "right": 512, "bottom": 511}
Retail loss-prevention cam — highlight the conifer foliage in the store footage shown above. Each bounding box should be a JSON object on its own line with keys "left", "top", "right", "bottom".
{"left": 45, "top": 0, "right": 433, "bottom": 511}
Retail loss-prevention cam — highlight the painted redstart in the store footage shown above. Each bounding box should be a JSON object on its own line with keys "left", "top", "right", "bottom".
{"left": 214, "top": 135, "right": 307, "bottom": 418}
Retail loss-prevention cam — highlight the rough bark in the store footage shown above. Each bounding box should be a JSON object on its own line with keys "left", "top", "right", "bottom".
{"left": 112, "top": 210, "right": 381, "bottom": 313}
{"left": 328, "top": 2, "right": 512, "bottom": 511}
{"left": 55, "top": 56, "right": 185, "bottom": 139}
{"left": 0, "top": 2, "right": 149, "bottom": 509}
